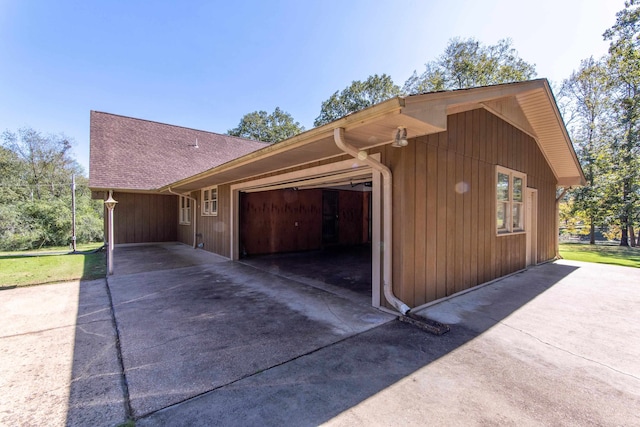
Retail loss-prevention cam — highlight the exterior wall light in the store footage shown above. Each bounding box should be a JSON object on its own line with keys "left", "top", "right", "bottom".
{"left": 392, "top": 126, "right": 409, "bottom": 148}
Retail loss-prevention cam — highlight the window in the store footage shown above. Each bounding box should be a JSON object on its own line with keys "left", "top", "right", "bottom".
{"left": 202, "top": 186, "right": 218, "bottom": 216}
{"left": 496, "top": 166, "right": 526, "bottom": 234}
{"left": 179, "top": 196, "right": 191, "bottom": 225}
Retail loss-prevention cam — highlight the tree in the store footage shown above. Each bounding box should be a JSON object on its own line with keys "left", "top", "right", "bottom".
{"left": 0, "top": 127, "right": 103, "bottom": 250}
{"left": 228, "top": 107, "right": 304, "bottom": 144}
{"left": 603, "top": 0, "right": 640, "bottom": 246}
{"left": 403, "top": 38, "right": 537, "bottom": 94}
{"left": 1, "top": 127, "right": 82, "bottom": 199}
{"left": 559, "top": 57, "right": 613, "bottom": 244}
{"left": 314, "top": 74, "right": 401, "bottom": 127}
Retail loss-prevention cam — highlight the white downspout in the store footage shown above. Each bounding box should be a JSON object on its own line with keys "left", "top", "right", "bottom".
{"left": 168, "top": 187, "right": 198, "bottom": 249}
{"left": 555, "top": 187, "right": 570, "bottom": 259}
{"left": 334, "top": 128, "right": 410, "bottom": 315}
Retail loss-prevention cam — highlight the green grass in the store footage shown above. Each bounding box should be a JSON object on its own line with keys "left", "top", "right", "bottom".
{"left": 0, "top": 242, "right": 104, "bottom": 256}
{"left": 559, "top": 243, "right": 640, "bottom": 268}
{"left": 0, "top": 249, "right": 106, "bottom": 287}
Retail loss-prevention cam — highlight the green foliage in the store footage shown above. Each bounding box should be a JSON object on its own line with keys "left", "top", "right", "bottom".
{"left": 314, "top": 74, "right": 401, "bottom": 127}
{"left": 559, "top": 2, "right": 640, "bottom": 247}
{"left": 228, "top": 107, "right": 304, "bottom": 143}
{"left": 0, "top": 127, "right": 103, "bottom": 251}
{"left": 559, "top": 57, "right": 613, "bottom": 243}
{"left": 403, "top": 38, "right": 537, "bottom": 94}
{"left": 603, "top": 0, "right": 640, "bottom": 246}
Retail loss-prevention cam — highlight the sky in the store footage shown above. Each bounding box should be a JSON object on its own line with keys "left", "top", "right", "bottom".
{"left": 0, "top": 0, "right": 626, "bottom": 174}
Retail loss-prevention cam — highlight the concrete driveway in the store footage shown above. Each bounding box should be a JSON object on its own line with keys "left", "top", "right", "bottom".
{"left": 1, "top": 244, "right": 638, "bottom": 426}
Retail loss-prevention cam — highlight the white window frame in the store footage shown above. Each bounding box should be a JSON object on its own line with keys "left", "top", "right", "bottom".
{"left": 179, "top": 195, "right": 191, "bottom": 225}
{"left": 201, "top": 186, "right": 218, "bottom": 216}
{"left": 496, "top": 166, "right": 526, "bottom": 235}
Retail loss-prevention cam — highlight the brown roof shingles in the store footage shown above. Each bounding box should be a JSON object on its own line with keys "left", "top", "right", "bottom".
{"left": 89, "top": 111, "right": 268, "bottom": 191}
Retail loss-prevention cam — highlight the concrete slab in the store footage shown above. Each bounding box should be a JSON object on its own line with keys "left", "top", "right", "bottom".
{"left": 0, "top": 280, "right": 125, "bottom": 427}
{"left": 138, "top": 260, "right": 640, "bottom": 426}
{"left": 113, "top": 242, "right": 228, "bottom": 276}
{"left": 108, "top": 256, "right": 394, "bottom": 418}
{"left": 240, "top": 245, "right": 372, "bottom": 306}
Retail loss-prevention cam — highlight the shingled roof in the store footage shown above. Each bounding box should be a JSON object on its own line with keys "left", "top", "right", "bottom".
{"left": 89, "top": 111, "right": 268, "bottom": 191}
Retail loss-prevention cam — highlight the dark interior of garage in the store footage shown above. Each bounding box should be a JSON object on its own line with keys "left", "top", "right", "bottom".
{"left": 239, "top": 186, "right": 372, "bottom": 298}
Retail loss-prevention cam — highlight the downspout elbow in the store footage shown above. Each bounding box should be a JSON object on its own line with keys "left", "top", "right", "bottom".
{"left": 333, "top": 128, "right": 410, "bottom": 315}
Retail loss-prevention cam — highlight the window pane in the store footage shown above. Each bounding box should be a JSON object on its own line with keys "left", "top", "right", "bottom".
{"left": 212, "top": 199, "right": 217, "bottom": 214}
{"left": 497, "top": 202, "right": 508, "bottom": 231}
{"left": 513, "top": 203, "right": 523, "bottom": 230}
{"left": 497, "top": 173, "right": 509, "bottom": 201}
{"left": 204, "top": 201, "right": 209, "bottom": 214}
{"left": 204, "top": 190, "right": 209, "bottom": 201}
{"left": 513, "top": 177, "right": 523, "bottom": 202}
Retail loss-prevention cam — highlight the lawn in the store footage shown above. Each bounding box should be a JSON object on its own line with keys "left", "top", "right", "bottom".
{"left": 559, "top": 243, "right": 640, "bottom": 268}
{"left": 0, "top": 244, "right": 106, "bottom": 287}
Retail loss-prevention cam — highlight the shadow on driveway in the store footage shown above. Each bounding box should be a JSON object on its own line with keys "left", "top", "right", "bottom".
{"left": 58, "top": 244, "right": 640, "bottom": 426}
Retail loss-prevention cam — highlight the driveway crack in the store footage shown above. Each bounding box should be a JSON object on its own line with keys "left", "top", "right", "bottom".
{"left": 498, "top": 320, "right": 640, "bottom": 382}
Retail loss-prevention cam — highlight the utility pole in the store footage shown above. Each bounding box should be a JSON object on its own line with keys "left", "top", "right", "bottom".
{"left": 71, "top": 174, "right": 77, "bottom": 252}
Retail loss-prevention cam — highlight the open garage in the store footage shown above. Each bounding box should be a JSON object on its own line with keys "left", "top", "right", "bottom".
{"left": 235, "top": 165, "right": 376, "bottom": 303}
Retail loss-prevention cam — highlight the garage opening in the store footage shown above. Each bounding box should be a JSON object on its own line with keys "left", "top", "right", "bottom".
{"left": 238, "top": 183, "right": 373, "bottom": 302}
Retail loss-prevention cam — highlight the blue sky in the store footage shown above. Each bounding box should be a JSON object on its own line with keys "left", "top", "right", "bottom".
{"left": 0, "top": 0, "right": 625, "bottom": 174}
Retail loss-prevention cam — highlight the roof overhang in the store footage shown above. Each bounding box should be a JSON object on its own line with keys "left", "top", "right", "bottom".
{"left": 161, "top": 79, "right": 585, "bottom": 193}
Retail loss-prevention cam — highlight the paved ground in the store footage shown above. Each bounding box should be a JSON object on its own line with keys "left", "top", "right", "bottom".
{"left": 0, "top": 279, "right": 125, "bottom": 426}
{"left": 1, "top": 243, "right": 639, "bottom": 426}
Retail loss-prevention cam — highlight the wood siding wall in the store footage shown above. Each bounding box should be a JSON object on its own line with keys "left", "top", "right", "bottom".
{"left": 177, "top": 185, "right": 233, "bottom": 257}
{"left": 386, "top": 108, "right": 557, "bottom": 307}
{"left": 237, "top": 188, "right": 368, "bottom": 255}
{"left": 109, "top": 192, "right": 177, "bottom": 244}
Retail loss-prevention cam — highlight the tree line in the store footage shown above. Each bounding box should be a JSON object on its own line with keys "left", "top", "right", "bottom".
{"left": 558, "top": 0, "right": 639, "bottom": 246}
{"left": 0, "top": 128, "right": 103, "bottom": 250}
{"left": 229, "top": 1, "right": 639, "bottom": 247}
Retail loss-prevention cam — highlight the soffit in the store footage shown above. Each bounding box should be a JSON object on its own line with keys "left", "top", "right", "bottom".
{"left": 164, "top": 79, "right": 585, "bottom": 193}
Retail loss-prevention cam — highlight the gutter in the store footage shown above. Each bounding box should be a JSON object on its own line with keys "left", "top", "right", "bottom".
{"left": 167, "top": 187, "right": 198, "bottom": 249}
{"left": 333, "top": 127, "right": 410, "bottom": 315}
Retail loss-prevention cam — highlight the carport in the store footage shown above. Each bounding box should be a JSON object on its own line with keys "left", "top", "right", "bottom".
{"left": 108, "top": 243, "right": 394, "bottom": 419}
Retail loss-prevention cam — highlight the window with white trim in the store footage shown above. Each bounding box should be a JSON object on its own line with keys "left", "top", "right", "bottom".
{"left": 179, "top": 196, "right": 191, "bottom": 225}
{"left": 201, "top": 186, "right": 218, "bottom": 216}
{"left": 496, "top": 166, "right": 526, "bottom": 234}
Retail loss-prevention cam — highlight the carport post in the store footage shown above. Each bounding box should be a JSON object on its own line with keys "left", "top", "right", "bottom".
{"left": 105, "top": 190, "right": 118, "bottom": 275}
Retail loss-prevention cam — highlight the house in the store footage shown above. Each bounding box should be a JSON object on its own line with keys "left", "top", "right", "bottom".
{"left": 90, "top": 79, "right": 585, "bottom": 314}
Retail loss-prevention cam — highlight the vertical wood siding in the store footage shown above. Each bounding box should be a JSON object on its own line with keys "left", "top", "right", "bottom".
{"left": 237, "top": 188, "right": 368, "bottom": 256}
{"left": 110, "top": 192, "right": 177, "bottom": 244}
{"left": 388, "top": 108, "right": 557, "bottom": 307}
{"left": 180, "top": 185, "right": 233, "bottom": 257}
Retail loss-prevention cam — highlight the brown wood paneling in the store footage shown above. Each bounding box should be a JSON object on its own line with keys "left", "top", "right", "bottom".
{"left": 240, "top": 188, "right": 333, "bottom": 255}
{"left": 414, "top": 139, "right": 427, "bottom": 306}
{"left": 425, "top": 141, "right": 438, "bottom": 302}
{"left": 392, "top": 107, "right": 559, "bottom": 308}
{"left": 362, "top": 192, "right": 371, "bottom": 243}
{"left": 435, "top": 142, "right": 448, "bottom": 299}
{"left": 338, "top": 190, "right": 365, "bottom": 246}
{"left": 111, "top": 192, "right": 177, "bottom": 244}
{"left": 462, "top": 155, "right": 472, "bottom": 290}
